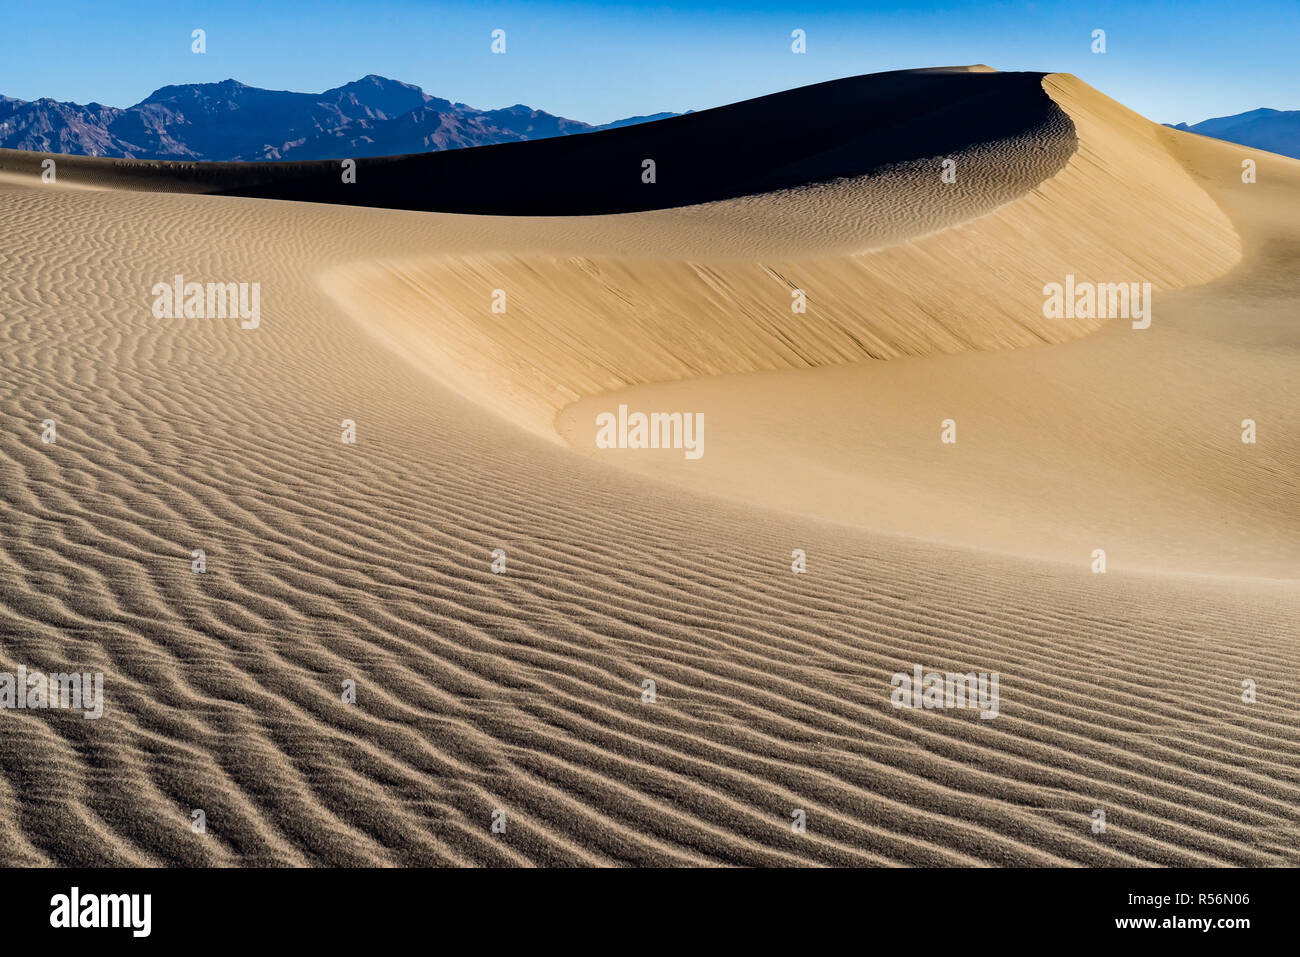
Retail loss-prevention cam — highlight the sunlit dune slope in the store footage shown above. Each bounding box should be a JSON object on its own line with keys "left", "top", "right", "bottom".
{"left": 556, "top": 76, "right": 1300, "bottom": 577}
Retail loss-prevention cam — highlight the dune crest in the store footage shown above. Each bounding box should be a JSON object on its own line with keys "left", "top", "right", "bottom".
{"left": 323, "top": 72, "right": 1240, "bottom": 443}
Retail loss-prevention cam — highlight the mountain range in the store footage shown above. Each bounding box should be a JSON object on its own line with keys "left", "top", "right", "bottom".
{"left": 3, "top": 73, "right": 1293, "bottom": 164}
{"left": 1165, "top": 108, "right": 1300, "bottom": 160}
{"left": 0, "top": 75, "right": 681, "bottom": 161}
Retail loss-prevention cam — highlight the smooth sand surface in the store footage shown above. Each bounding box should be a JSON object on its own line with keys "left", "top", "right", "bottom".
{"left": 1, "top": 68, "right": 1297, "bottom": 866}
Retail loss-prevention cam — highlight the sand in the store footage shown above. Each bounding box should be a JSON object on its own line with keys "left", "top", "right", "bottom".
{"left": 0, "top": 67, "right": 1296, "bottom": 866}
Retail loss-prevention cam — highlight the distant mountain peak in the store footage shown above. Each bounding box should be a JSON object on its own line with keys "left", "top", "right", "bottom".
{"left": 1165, "top": 106, "right": 1300, "bottom": 160}
{"left": 356, "top": 74, "right": 414, "bottom": 86}
{"left": 333, "top": 74, "right": 426, "bottom": 94}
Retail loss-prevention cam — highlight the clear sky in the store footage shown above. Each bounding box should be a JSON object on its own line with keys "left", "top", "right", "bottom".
{"left": 0, "top": 0, "right": 1294, "bottom": 125}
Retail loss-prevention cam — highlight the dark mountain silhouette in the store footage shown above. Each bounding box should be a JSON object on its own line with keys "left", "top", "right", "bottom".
{"left": 0, "top": 75, "right": 681, "bottom": 160}
{"left": 1166, "top": 108, "right": 1300, "bottom": 160}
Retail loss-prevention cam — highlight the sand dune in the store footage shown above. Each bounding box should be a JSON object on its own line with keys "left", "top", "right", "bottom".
{"left": 0, "top": 68, "right": 1296, "bottom": 867}
{"left": 556, "top": 76, "right": 1298, "bottom": 577}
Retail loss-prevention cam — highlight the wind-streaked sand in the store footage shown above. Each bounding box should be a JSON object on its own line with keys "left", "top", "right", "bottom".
{"left": 0, "top": 68, "right": 1297, "bottom": 866}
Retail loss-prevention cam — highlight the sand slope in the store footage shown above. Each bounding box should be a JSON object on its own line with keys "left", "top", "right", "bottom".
{"left": 0, "top": 68, "right": 1296, "bottom": 866}
{"left": 555, "top": 76, "right": 1299, "bottom": 577}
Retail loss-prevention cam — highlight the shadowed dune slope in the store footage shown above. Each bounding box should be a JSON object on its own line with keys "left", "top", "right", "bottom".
{"left": 0, "top": 67, "right": 1071, "bottom": 215}
{"left": 0, "top": 68, "right": 1295, "bottom": 868}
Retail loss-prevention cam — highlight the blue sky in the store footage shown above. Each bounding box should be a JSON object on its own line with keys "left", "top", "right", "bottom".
{"left": 0, "top": 0, "right": 1293, "bottom": 125}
